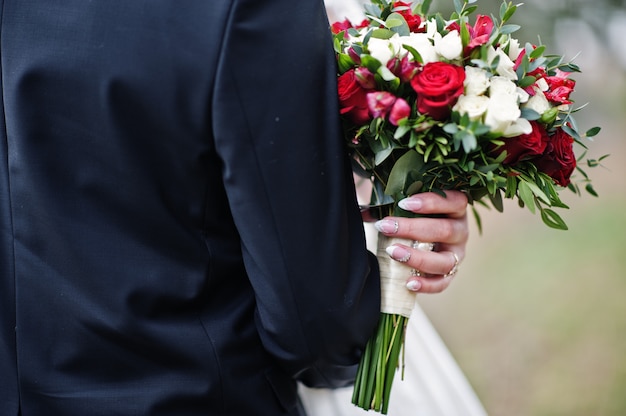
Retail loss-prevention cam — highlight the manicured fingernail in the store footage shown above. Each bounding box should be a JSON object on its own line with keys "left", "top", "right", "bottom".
{"left": 375, "top": 219, "right": 398, "bottom": 234}
{"left": 386, "top": 245, "right": 411, "bottom": 263}
{"left": 398, "top": 197, "right": 422, "bottom": 212}
{"left": 406, "top": 280, "right": 422, "bottom": 292}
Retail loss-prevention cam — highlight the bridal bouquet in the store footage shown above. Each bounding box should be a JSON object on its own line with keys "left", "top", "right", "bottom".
{"left": 331, "top": 0, "right": 603, "bottom": 413}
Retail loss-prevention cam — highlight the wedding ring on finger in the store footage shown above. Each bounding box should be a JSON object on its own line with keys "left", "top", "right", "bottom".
{"left": 410, "top": 268, "right": 422, "bottom": 277}
{"left": 444, "top": 252, "right": 460, "bottom": 278}
{"left": 411, "top": 240, "right": 435, "bottom": 252}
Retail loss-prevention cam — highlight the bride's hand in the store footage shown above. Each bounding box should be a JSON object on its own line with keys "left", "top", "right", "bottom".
{"left": 374, "top": 190, "right": 469, "bottom": 294}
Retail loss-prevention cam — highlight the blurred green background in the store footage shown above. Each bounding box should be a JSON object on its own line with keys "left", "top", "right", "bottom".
{"left": 417, "top": 0, "right": 626, "bottom": 415}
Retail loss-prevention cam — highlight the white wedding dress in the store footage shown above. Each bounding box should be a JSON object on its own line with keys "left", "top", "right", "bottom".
{"left": 297, "top": 2, "right": 489, "bottom": 415}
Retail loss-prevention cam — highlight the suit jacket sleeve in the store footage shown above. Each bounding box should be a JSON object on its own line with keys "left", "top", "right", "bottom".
{"left": 211, "top": 0, "right": 381, "bottom": 387}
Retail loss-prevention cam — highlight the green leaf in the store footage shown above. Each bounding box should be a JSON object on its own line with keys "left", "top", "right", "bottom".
{"left": 385, "top": 150, "right": 423, "bottom": 196}
{"left": 518, "top": 75, "right": 537, "bottom": 88}
{"left": 459, "top": 130, "right": 478, "bottom": 153}
{"left": 586, "top": 126, "right": 601, "bottom": 137}
{"left": 502, "top": 4, "right": 518, "bottom": 22}
{"left": 374, "top": 145, "right": 394, "bottom": 166}
{"left": 500, "top": 24, "right": 520, "bottom": 35}
{"left": 518, "top": 181, "right": 536, "bottom": 214}
{"left": 453, "top": 0, "right": 463, "bottom": 14}
{"left": 529, "top": 45, "right": 546, "bottom": 59}
{"left": 386, "top": 12, "right": 410, "bottom": 36}
{"left": 489, "top": 189, "right": 504, "bottom": 212}
{"left": 585, "top": 183, "right": 599, "bottom": 197}
{"left": 471, "top": 206, "right": 483, "bottom": 235}
{"left": 402, "top": 43, "right": 424, "bottom": 64}
{"left": 406, "top": 180, "right": 424, "bottom": 196}
{"left": 370, "top": 28, "right": 396, "bottom": 40}
{"left": 420, "top": 0, "right": 433, "bottom": 15}
{"left": 394, "top": 124, "right": 412, "bottom": 140}
{"left": 540, "top": 208, "right": 569, "bottom": 230}
{"left": 524, "top": 180, "right": 551, "bottom": 205}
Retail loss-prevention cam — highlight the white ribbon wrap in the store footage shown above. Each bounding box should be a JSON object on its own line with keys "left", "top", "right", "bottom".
{"left": 377, "top": 234, "right": 417, "bottom": 318}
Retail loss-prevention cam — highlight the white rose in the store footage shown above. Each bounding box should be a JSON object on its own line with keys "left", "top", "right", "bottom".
{"left": 452, "top": 95, "right": 490, "bottom": 121}
{"left": 434, "top": 30, "right": 462, "bottom": 61}
{"left": 506, "top": 37, "right": 522, "bottom": 62}
{"left": 489, "top": 76, "right": 529, "bottom": 103}
{"left": 502, "top": 117, "right": 533, "bottom": 137}
{"left": 367, "top": 36, "right": 400, "bottom": 67}
{"left": 535, "top": 77, "right": 549, "bottom": 92}
{"left": 487, "top": 46, "right": 518, "bottom": 80}
{"left": 464, "top": 66, "right": 490, "bottom": 96}
{"left": 523, "top": 88, "right": 552, "bottom": 115}
{"left": 425, "top": 18, "right": 438, "bottom": 39}
{"left": 484, "top": 93, "right": 521, "bottom": 134}
{"left": 402, "top": 33, "right": 438, "bottom": 64}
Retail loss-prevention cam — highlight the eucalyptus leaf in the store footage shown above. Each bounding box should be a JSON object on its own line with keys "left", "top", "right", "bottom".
{"left": 520, "top": 107, "right": 541, "bottom": 120}
{"left": 385, "top": 150, "right": 423, "bottom": 196}
{"left": 374, "top": 146, "right": 394, "bottom": 166}
{"left": 502, "top": 4, "right": 518, "bottom": 22}
{"left": 406, "top": 180, "right": 424, "bottom": 196}
{"left": 370, "top": 28, "right": 396, "bottom": 40}
{"left": 500, "top": 24, "right": 520, "bottom": 34}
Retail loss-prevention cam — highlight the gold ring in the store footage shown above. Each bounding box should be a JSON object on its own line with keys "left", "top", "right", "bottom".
{"left": 444, "top": 253, "right": 460, "bottom": 277}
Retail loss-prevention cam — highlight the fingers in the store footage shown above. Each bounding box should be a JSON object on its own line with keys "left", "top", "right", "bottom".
{"left": 398, "top": 190, "right": 468, "bottom": 219}
{"left": 370, "top": 191, "right": 470, "bottom": 294}
{"left": 386, "top": 243, "right": 462, "bottom": 289}
{"left": 375, "top": 216, "right": 469, "bottom": 246}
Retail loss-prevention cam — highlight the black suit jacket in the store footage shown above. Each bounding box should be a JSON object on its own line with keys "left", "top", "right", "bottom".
{"left": 0, "top": 1, "right": 381, "bottom": 415}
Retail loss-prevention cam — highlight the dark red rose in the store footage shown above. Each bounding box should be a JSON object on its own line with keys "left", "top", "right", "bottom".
{"left": 410, "top": 62, "right": 465, "bottom": 120}
{"left": 338, "top": 69, "right": 371, "bottom": 124}
{"left": 534, "top": 128, "right": 577, "bottom": 187}
{"left": 393, "top": 1, "right": 423, "bottom": 32}
{"left": 498, "top": 121, "right": 549, "bottom": 165}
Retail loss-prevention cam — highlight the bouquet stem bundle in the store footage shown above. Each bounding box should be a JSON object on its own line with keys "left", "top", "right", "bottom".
{"left": 352, "top": 313, "right": 407, "bottom": 414}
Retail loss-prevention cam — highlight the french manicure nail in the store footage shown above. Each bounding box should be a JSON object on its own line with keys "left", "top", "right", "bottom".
{"left": 385, "top": 245, "right": 411, "bottom": 263}
{"left": 406, "top": 280, "right": 422, "bottom": 292}
{"left": 375, "top": 219, "right": 398, "bottom": 234}
{"left": 398, "top": 197, "right": 422, "bottom": 212}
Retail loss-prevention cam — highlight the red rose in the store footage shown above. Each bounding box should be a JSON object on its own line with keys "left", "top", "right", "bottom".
{"left": 331, "top": 18, "right": 369, "bottom": 35}
{"left": 393, "top": 1, "right": 423, "bottom": 32}
{"left": 498, "top": 121, "right": 549, "bottom": 165}
{"left": 338, "top": 69, "right": 371, "bottom": 124}
{"left": 410, "top": 62, "right": 465, "bottom": 120}
{"left": 534, "top": 128, "right": 577, "bottom": 187}
{"left": 331, "top": 19, "right": 353, "bottom": 35}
